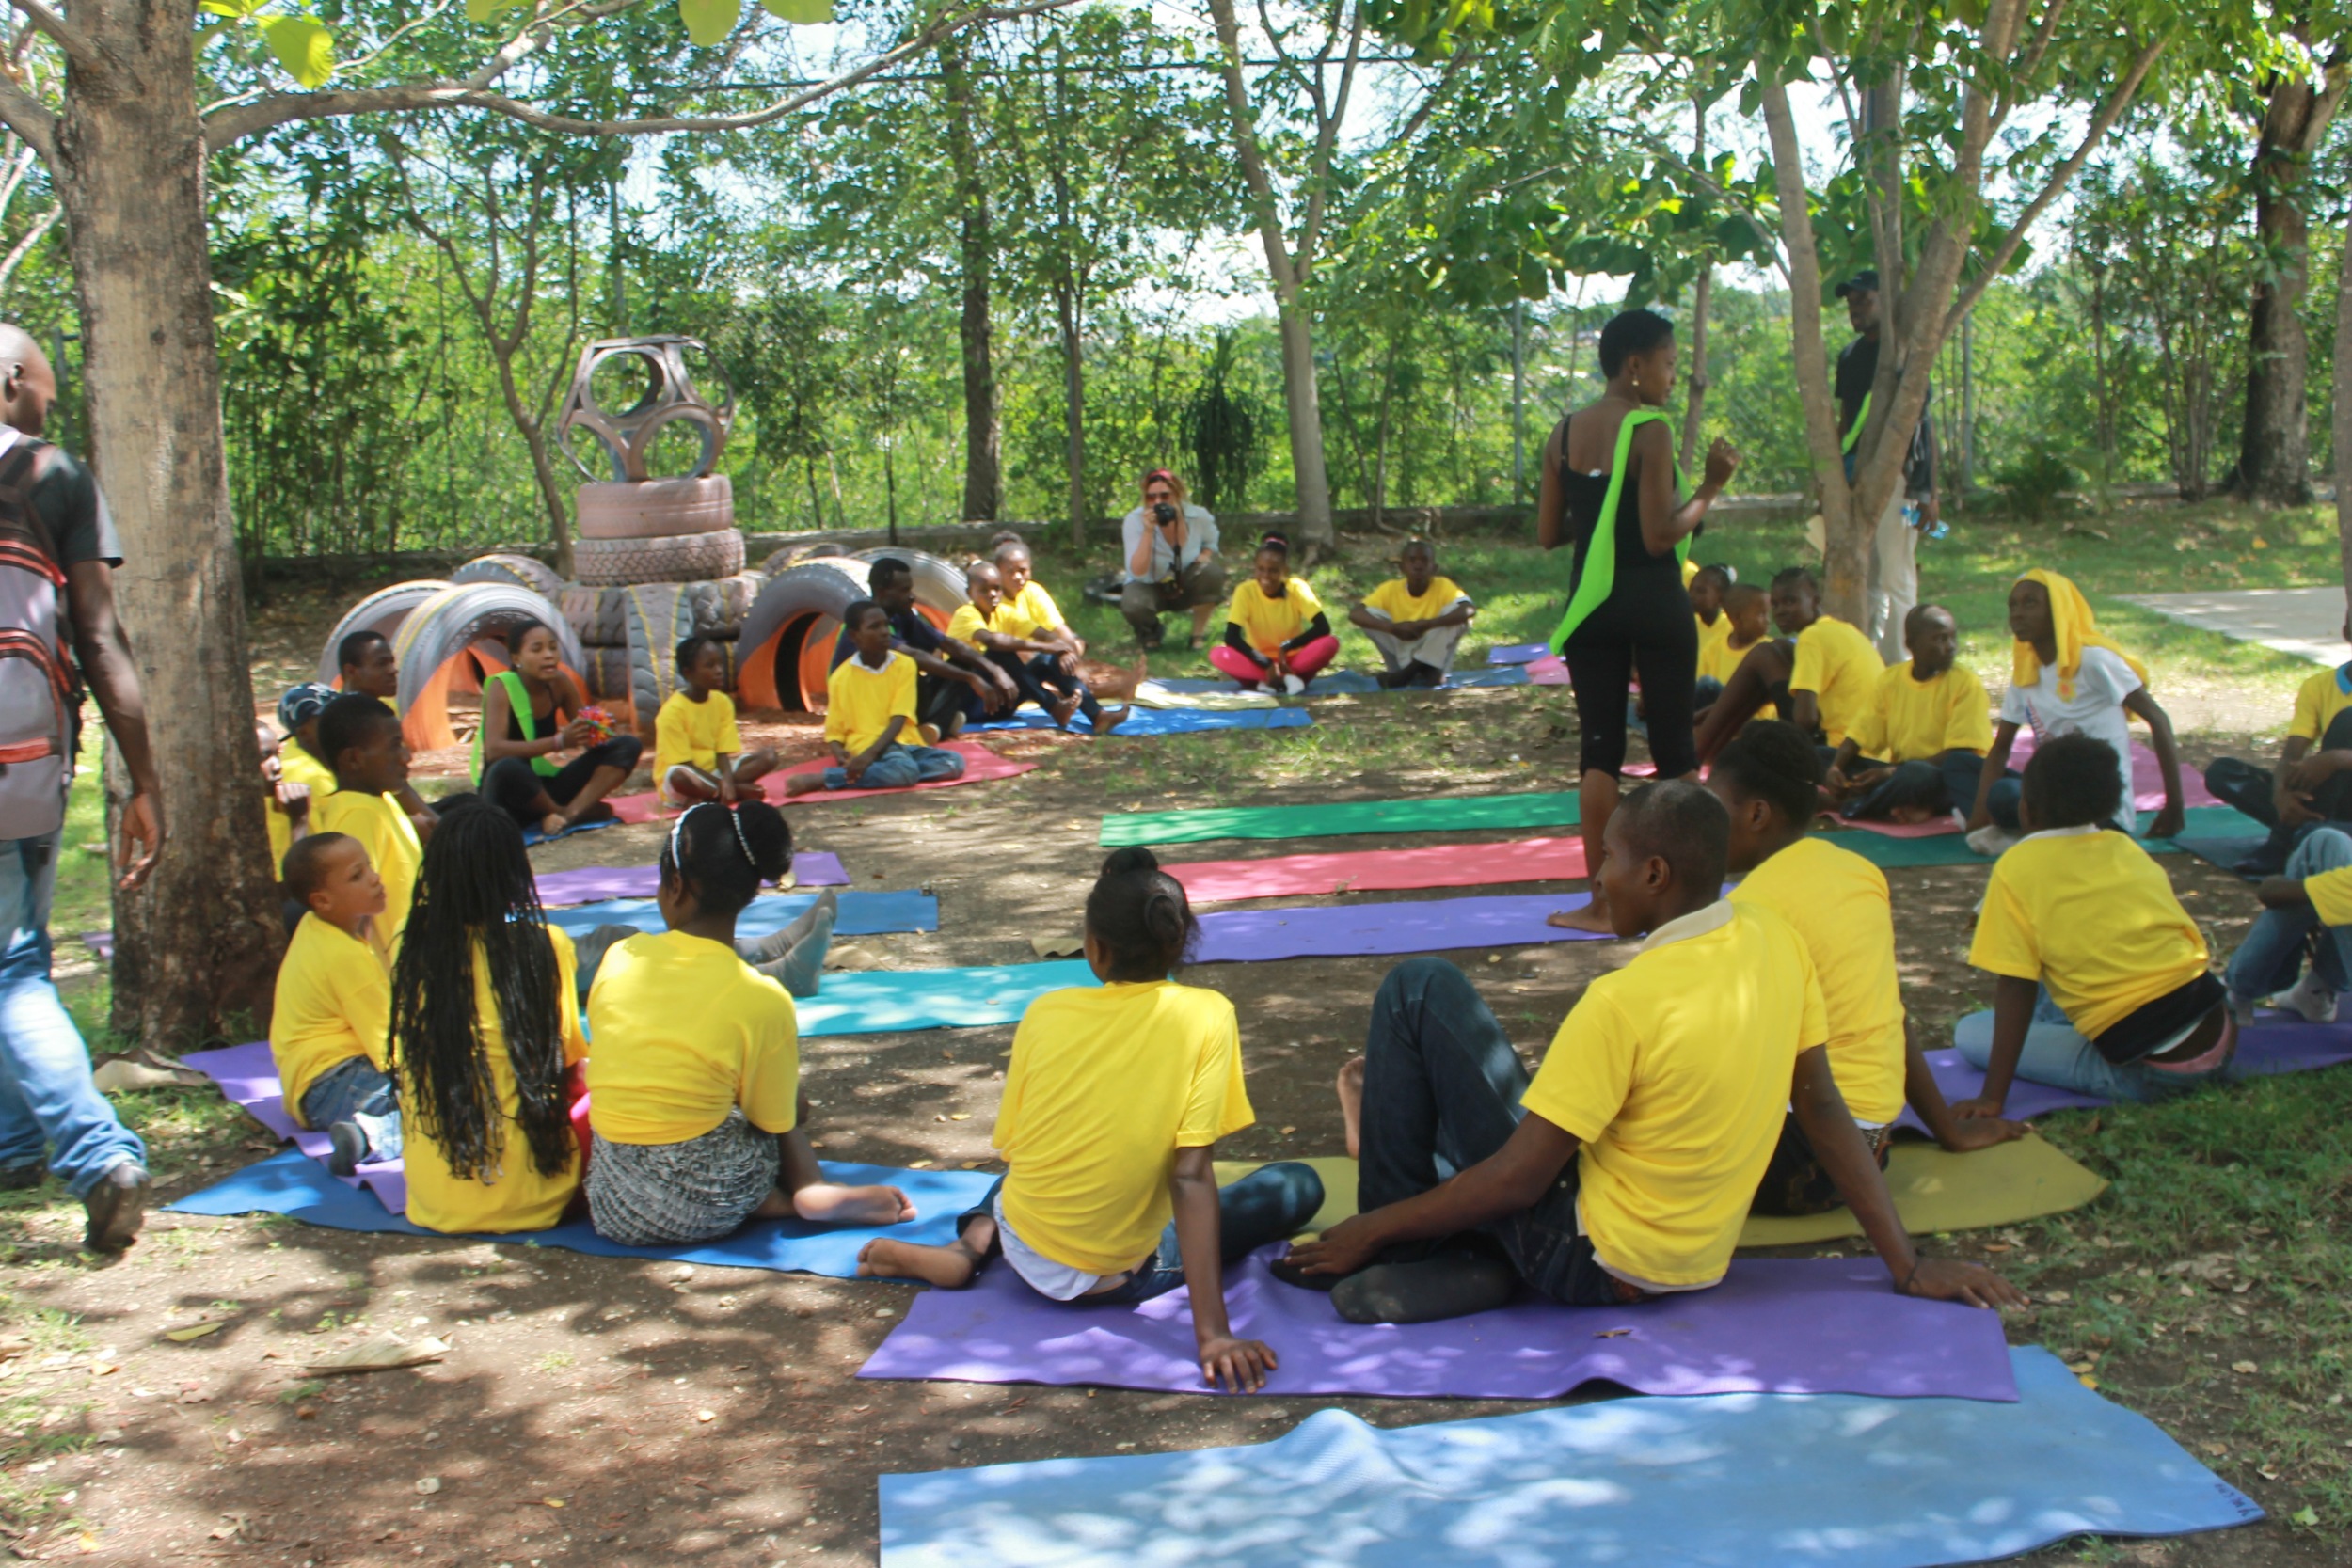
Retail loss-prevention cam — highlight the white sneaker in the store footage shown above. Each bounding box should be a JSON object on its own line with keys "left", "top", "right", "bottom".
{"left": 2226, "top": 988, "right": 2260, "bottom": 1029}
{"left": 1282, "top": 673, "right": 1307, "bottom": 695}
{"left": 2277, "top": 970, "right": 2339, "bottom": 1024}
{"left": 1965, "top": 825, "right": 2020, "bottom": 857}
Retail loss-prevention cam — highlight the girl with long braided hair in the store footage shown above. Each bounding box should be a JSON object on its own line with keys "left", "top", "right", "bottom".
{"left": 583, "top": 799, "right": 914, "bottom": 1245}
{"left": 388, "top": 800, "right": 587, "bottom": 1234}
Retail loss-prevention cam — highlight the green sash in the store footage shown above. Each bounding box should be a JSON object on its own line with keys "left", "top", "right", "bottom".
{"left": 1548, "top": 409, "right": 1685, "bottom": 654}
{"left": 470, "top": 669, "right": 563, "bottom": 784}
{"left": 1840, "top": 390, "right": 1871, "bottom": 455}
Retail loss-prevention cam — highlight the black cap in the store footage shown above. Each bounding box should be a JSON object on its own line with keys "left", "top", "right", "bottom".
{"left": 1835, "top": 269, "right": 1881, "bottom": 298}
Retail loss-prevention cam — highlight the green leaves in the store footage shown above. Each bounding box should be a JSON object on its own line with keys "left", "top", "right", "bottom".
{"left": 257, "top": 14, "right": 334, "bottom": 87}
{"left": 678, "top": 0, "right": 739, "bottom": 45}
{"left": 760, "top": 0, "right": 835, "bottom": 22}
{"left": 466, "top": 0, "right": 528, "bottom": 22}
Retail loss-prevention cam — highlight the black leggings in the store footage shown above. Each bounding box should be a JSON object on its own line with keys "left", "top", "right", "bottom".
{"left": 1562, "top": 609, "right": 1698, "bottom": 778}
{"left": 481, "top": 736, "right": 644, "bottom": 828}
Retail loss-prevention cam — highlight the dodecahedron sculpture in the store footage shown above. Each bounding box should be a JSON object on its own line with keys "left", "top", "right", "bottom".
{"left": 557, "top": 335, "right": 736, "bottom": 483}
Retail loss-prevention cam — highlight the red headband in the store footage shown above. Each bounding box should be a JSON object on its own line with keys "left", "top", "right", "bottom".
{"left": 1143, "top": 469, "right": 1176, "bottom": 489}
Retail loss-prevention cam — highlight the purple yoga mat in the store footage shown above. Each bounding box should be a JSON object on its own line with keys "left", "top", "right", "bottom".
{"left": 534, "top": 851, "right": 850, "bottom": 905}
{"left": 182, "top": 1041, "right": 409, "bottom": 1212}
{"left": 860, "top": 1250, "right": 2018, "bottom": 1402}
{"left": 1898, "top": 1013, "right": 2352, "bottom": 1133}
{"left": 1190, "top": 894, "right": 1613, "bottom": 964}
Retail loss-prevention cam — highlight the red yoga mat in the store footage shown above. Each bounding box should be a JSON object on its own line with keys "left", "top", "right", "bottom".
{"left": 607, "top": 739, "right": 1036, "bottom": 822}
{"left": 1168, "top": 836, "right": 1588, "bottom": 902}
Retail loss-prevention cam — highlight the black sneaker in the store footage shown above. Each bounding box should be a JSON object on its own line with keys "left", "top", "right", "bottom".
{"left": 1406, "top": 663, "right": 1447, "bottom": 689}
{"left": 0, "top": 1162, "right": 44, "bottom": 1192}
{"left": 1374, "top": 668, "right": 1412, "bottom": 690}
{"left": 326, "top": 1121, "right": 369, "bottom": 1178}
{"left": 81, "top": 1162, "right": 148, "bottom": 1253}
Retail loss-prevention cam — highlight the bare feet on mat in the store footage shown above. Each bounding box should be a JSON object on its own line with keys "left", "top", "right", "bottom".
{"left": 1546, "top": 900, "right": 1615, "bottom": 933}
{"left": 540, "top": 812, "right": 567, "bottom": 838}
{"left": 783, "top": 773, "right": 827, "bottom": 798}
{"left": 1048, "top": 692, "right": 1082, "bottom": 730}
{"left": 1337, "top": 1055, "right": 1365, "bottom": 1161}
{"left": 1095, "top": 705, "right": 1132, "bottom": 735}
{"left": 796, "top": 1181, "right": 917, "bottom": 1227}
{"left": 859, "top": 1236, "right": 978, "bottom": 1288}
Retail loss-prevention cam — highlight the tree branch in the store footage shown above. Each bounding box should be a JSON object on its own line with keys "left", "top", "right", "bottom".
{"left": 5, "top": 0, "right": 96, "bottom": 72}
{"left": 0, "top": 198, "right": 56, "bottom": 293}
{"left": 0, "top": 71, "right": 51, "bottom": 164}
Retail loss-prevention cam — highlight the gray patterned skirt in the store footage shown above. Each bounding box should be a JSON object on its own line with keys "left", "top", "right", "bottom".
{"left": 586, "top": 1108, "right": 780, "bottom": 1246}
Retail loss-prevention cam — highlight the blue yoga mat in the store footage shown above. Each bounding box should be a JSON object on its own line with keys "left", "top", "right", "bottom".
{"left": 878, "top": 1346, "right": 2260, "bottom": 1567}
{"left": 796, "top": 960, "right": 1097, "bottom": 1037}
{"left": 520, "top": 815, "right": 625, "bottom": 847}
{"left": 970, "top": 706, "right": 1312, "bottom": 736}
{"left": 1151, "top": 666, "right": 1529, "bottom": 697}
{"left": 544, "top": 890, "right": 938, "bottom": 942}
{"left": 167, "top": 1147, "right": 994, "bottom": 1276}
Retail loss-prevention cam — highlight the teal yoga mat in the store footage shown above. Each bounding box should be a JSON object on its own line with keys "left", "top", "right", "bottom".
{"left": 1102, "top": 792, "right": 1580, "bottom": 847}
{"left": 797, "top": 960, "right": 1097, "bottom": 1037}
{"left": 1818, "top": 805, "right": 2267, "bottom": 871}
{"left": 878, "top": 1346, "right": 2261, "bottom": 1568}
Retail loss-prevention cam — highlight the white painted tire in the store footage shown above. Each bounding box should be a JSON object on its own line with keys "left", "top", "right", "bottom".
{"left": 315, "top": 580, "right": 451, "bottom": 685}
{"left": 388, "top": 583, "right": 584, "bottom": 753}
{"left": 574, "top": 529, "right": 747, "bottom": 587}
{"left": 451, "top": 553, "right": 566, "bottom": 598}
{"left": 575, "top": 477, "right": 735, "bottom": 540}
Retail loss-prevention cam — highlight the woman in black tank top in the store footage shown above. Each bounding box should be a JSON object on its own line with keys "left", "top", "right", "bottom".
{"left": 1534, "top": 309, "right": 1740, "bottom": 931}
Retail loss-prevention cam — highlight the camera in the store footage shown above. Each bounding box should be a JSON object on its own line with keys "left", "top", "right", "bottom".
{"left": 1152, "top": 501, "right": 1178, "bottom": 526}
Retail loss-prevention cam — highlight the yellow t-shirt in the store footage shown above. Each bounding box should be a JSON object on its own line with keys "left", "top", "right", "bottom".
{"left": 1728, "top": 839, "right": 1905, "bottom": 1124}
{"left": 1968, "top": 827, "right": 2211, "bottom": 1039}
{"left": 586, "top": 928, "right": 801, "bottom": 1146}
{"left": 946, "top": 600, "right": 1042, "bottom": 654}
{"left": 2288, "top": 665, "right": 2352, "bottom": 744}
{"left": 1846, "top": 661, "right": 1994, "bottom": 763}
{"left": 1009, "top": 580, "right": 1066, "bottom": 632}
{"left": 1681, "top": 557, "right": 1701, "bottom": 588}
{"left": 1694, "top": 613, "right": 1735, "bottom": 683}
{"left": 1789, "top": 616, "right": 1886, "bottom": 746}
{"left": 269, "top": 912, "right": 391, "bottom": 1125}
{"left": 655, "top": 689, "right": 742, "bottom": 782}
{"left": 313, "top": 790, "right": 422, "bottom": 947}
{"left": 2309, "top": 865, "right": 2352, "bottom": 927}
{"left": 823, "top": 651, "right": 916, "bottom": 755}
{"left": 265, "top": 793, "right": 295, "bottom": 880}
{"left": 995, "top": 981, "right": 1253, "bottom": 1276}
{"left": 1226, "top": 578, "right": 1325, "bottom": 656}
{"left": 398, "top": 926, "right": 588, "bottom": 1235}
{"left": 279, "top": 739, "right": 335, "bottom": 798}
{"left": 1362, "top": 577, "right": 1470, "bottom": 623}
{"left": 1520, "top": 903, "right": 1823, "bottom": 1290}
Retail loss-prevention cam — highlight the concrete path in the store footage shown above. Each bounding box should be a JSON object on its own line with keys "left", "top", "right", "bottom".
{"left": 2117, "top": 587, "right": 2349, "bottom": 665}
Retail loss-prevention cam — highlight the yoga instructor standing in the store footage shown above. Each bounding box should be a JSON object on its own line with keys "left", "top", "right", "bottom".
{"left": 1535, "top": 309, "right": 1739, "bottom": 932}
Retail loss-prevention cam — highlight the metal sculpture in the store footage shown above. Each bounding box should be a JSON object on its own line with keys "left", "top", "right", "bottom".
{"left": 556, "top": 335, "right": 736, "bottom": 483}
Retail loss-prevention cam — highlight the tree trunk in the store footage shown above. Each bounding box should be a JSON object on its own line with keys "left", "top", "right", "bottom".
{"left": 941, "top": 43, "right": 1000, "bottom": 523}
{"left": 54, "top": 5, "right": 282, "bottom": 1049}
{"left": 2335, "top": 213, "right": 2352, "bottom": 599}
{"left": 499, "top": 358, "right": 573, "bottom": 578}
{"left": 1273, "top": 300, "right": 1333, "bottom": 553}
{"left": 1679, "top": 262, "right": 1712, "bottom": 474}
{"left": 1054, "top": 277, "right": 1085, "bottom": 548}
{"left": 2236, "top": 63, "right": 2341, "bottom": 507}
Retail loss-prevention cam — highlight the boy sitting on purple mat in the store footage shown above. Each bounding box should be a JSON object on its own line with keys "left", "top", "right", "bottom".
{"left": 2223, "top": 824, "right": 2352, "bottom": 1027}
{"left": 1280, "top": 780, "right": 2020, "bottom": 1325}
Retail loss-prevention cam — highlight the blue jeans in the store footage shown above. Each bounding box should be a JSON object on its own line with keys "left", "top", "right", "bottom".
{"left": 1954, "top": 986, "right": 2229, "bottom": 1103}
{"left": 823, "top": 743, "right": 965, "bottom": 791}
{"left": 1842, "top": 749, "right": 2001, "bottom": 821}
{"left": 2226, "top": 827, "right": 2352, "bottom": 996}
{"left": 0, "top": 832, "right": 144, "bottom": 1195}
{"left": 961, "top": 1162, "right": 1326, "bottom": 1306}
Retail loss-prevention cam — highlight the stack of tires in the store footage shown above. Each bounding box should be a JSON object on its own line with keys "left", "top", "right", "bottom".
{"left": 560, "top": 476, "right": 755, "bottom": 719}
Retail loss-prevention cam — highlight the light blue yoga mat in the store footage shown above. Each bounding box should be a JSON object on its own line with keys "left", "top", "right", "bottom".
{"left": 878, "top": 1347, "right": 2261, "bottom": 1567}
{"left": 543, "top": 890, "right": 938, "bottom": 942}
{"left": 1151, "top": 666, "right": 1529, "bottom": 697}
{"left": 970, "top": 706, "right": 1312, "bottom": 736}
{"left": 796, "top": 960, "right": 1098, "bottom": 1037}
{"left": 519, "top": 815, "right": 625, "bottom": 847}
{"left": 167, "top": 1147, "right": 993, "bottom": 1277}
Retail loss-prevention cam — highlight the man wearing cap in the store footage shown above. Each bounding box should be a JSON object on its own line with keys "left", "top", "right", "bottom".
{"left": 1834, "top": 270, "right": 1940, "bottom": 663}
{"left": 1118, "top": 467, "right": 1226, "bottom": 650}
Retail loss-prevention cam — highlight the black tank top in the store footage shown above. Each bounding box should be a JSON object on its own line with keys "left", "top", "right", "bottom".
{"left": 501, "top": 674, "right": 566, "bottom": 744}
{"left": 1559, "top": 415, "right": 1685, "bottom": 621}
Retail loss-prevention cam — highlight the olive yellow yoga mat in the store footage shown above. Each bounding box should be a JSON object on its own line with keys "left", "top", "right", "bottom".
{"left": 1224, "top": 1133, "right": 2106, "bottom": 1246}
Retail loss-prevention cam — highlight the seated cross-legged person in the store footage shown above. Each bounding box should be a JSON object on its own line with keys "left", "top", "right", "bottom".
{"left": 786, "top": 600, "right": 969, "bottom": 795}
{"left": 2223, "top": 825, "right": 2352, "bottom": 1025}
{"left": 834, "top": 555, "right": 1018, "bottom": 739}
{"left": 1953, "top": 734, "right": 2233, "bottom": 1114}
{"left": 269, "top": 832, "right": 401, "bottom": 1176}
{"left": 2205, "top": 626, "right": 2352, "bottom": 877}
{"left": 1347, "top": 539, "right": 1473, "bottom": 689}
{"left": 856, "top": 847, "right": 1324, "bottom": 1393}
{"left": 1695, "top": 582, "right": 1773, "bottom": 721}
{"left": 1694, "top": 567, "right": 1881, "bottom": 762}
{"left": 1210, "top": 533, "right": 1340, "bottom": 694}
{"left": 1708, "top": 721, "right": 2026, "bottom": 1214}
{"left": 585, "top": 800, "right": 913, "bottom": 1245}
{"left": 947, "top": 562, "right": 1127, "bottom": 734}
{"left": 1280, "top": 780, "right": 2020, "bottom": 1324}
{"left": 655, "top": 636, "right": 778, "bottom": 807}
{"left": 1825, "top": 604, "right": 1995, "bottom": 822}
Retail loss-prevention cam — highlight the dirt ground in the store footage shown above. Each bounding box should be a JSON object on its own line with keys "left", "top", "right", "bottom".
{"left": 0, "top": 574, "right": 2331, "bottom": 1566}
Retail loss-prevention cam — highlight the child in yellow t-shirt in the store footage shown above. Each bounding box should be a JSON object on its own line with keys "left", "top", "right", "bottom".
{"left": 1279, "top": 780, "right": 2020, "bottom": 1323}
{"left": 386, "top": 801, "right": 589, "bottom": 1235}
{"left": 256, "top": 721, "right": 310, "bottom": 885}
{"left": 2226, "top": 822, "right": 2352, "bottom": 1027}
{"left": 946, "top": 561, "right": 1126, "bottom": 734}
{"left": 1347, "top": 539, "right": 1473, "bottom": 689}
{"left": 1211, "top": 533, "right": 1339, "bottom": 694}
{"left": 1826, "top": 604, "right": 1998, "bottom": 823}
{"left": 311, "top": 695, "right": 423, "bottom": 950}
{"left": 1955, "top": 734, "right": 2232, "bottom": 1117}
{"left": 585, "top": 799, "right": 912, "bottom": 1245}
{"left": 1695, "top": 582, "right": 1775, "bottom": 722}
{"left": 270, "top": 832, "right": 401, "bottom": 1175}
{"left": 1694, "top": 568, "right": 1879, "bottom": 761}
{"left": 785, "top": 601, "right": 971, "bottom": 795}
{"left": 1708, "top": 721, "right": 2025, "bottom": 1214}
{"left": 2203, "top": 625, "right": 2352, "bottom": 876}
{"left": 857, "top": 847, "right": 1323, "bottom": 1393}
{"left": 656, "top": 635, "right": 778, "bottom": 807}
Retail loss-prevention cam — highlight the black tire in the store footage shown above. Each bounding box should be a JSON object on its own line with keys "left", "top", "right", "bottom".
{"left": 560, "top": 584, "right": 632, "bottom": 646}
{"left": 621, "top": 584, "right": 738, "bottom": 729}
{"left": 575, "top": 529, "right": 747, "bottom": 587}
{"left": 581, "top": 645, "right": 635, "bottom": 703}
{"left": 451, "top": 553, "right": 566, "bottom": 598}
{"left": 737, "top": 559, "right": 873, "bottom": 712}
{"left": 575, "top": 477, "right": 736, "bottom": 540}
{"left": 315, "top": 579, "right": 451, "bottom": 685}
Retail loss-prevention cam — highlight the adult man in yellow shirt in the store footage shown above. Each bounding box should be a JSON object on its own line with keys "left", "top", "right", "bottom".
{"left": 1280, "top": 780, "right": 2020, "bottom": 1324}
{"left": 1826, "top": 603, "right": 1997, "bottom": 822}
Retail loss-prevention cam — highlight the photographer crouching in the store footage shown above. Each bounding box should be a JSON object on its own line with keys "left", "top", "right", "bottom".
{"left": 1118, "top": 468, "right": 1226, "bottom": 650}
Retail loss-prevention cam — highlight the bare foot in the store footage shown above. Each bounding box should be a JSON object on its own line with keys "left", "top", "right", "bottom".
{"left": 540, "top": 812, "right": 567, "bottom": 838}
{"left": 1095, "top": 705, "right": 1132, "bottom": 735}
{"left": 1337, "top": 1055, "right": 1365, "bottom": 1161}
{"left": 1546, "top": 898, "right": 1615, "bottom": 933}
{"left": 1048, "top": 693, "right": 1082, "bottom": 730}
{"left": 857, "top": 1237, "right": 977, "bottom": 1288}
{"left": 796, "top": 1180, "right": 917, "bottom": 1227}
{"left": 783, "top": 772, "right": 827, "bottom": 797}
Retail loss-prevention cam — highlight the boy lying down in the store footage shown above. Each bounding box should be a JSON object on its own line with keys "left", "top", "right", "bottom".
{"left": 1279, "top": 780, "right": 2024, "bottom": 1324}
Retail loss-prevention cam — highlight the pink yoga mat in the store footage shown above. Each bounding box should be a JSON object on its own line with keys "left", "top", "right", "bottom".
{"left": 2008, "top": 730, "right": 2220, "bottom": 811}
{"left": 534, "top": 851, "right": 850, "bottom": 905}
{"left": 859, "top": 1251, "right": 2018, "bottom": 1402}
{"left": 1841, "top": 814, "right": 1966, "bottom": 839}
{"left": 1169, "top": 838, "right": 1589, "bottom": 902}
{"left": 182, "top": 1041, "right": 409, "bottom": 1213}
{"left": 609, "top": 740, "right": 1035, "bottom": 821}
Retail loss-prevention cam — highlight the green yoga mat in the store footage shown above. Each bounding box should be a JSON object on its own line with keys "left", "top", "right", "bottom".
{"left": 1819, "top": 805, "right": 2266, "bottom": 871}
{"left": 1104, "top": 792, "right": 1580, "bottom": 847}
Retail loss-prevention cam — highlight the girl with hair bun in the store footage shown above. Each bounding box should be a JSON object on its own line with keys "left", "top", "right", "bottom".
{"left": 858, "top": 847, "right": 1324, "bottom": 1394}
{"left": 1210, "top": 532, "right": 1339, "bottom": 694}
{"left": 582, "top": 799, "right": 913, "bottom": 1246}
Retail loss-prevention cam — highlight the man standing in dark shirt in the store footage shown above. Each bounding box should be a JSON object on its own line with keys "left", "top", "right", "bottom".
{"left": 0, "top": 324, "right": 163, "bottom": 1251}
{"left": 830, "top": 556, "right": 1015, "bottom": 738}
{"left": 1833, "top": 271, "right": 1941, "bottom": 662}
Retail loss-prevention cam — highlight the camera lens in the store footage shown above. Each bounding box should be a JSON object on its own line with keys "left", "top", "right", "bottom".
{"left": 1153, "top": 502, "right": 1176, "bottom": 524}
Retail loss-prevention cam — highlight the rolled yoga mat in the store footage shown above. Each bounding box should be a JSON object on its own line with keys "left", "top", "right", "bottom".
{"left": 542, "top": 889, "right": 937, "bottom": 942}
{"left": 1189, "top": 893, "right": 1613, "bottom": 962}
{"left": 876, "top": 1346, "right": 2261, "bottom": 1568}
{"left": 858, "top": 1252, "right": 2019, "bottom": 1402}
{"left": 536, "top": 852, "right": 850, "bottom": 904}
{"left": 1104, "top": 791, "right": 1581, "bottom": 847}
